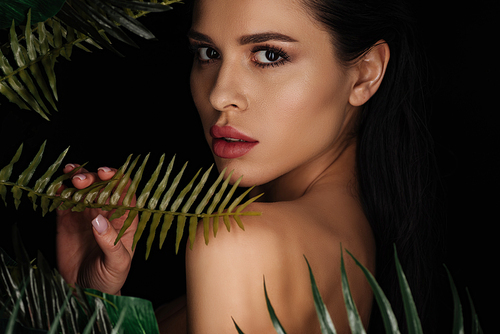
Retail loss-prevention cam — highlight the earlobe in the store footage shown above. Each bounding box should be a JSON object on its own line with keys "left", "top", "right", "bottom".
{"left": 349, "top": 41, "right": 390, "bottom": 107}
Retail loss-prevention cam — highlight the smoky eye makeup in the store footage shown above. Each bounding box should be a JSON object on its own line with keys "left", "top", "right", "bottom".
{"left": 188, "top": 40, "right": 292, "bottom": 68}
{"left": 250, "top": 44, "right": 291, "bottom": 68}
{"left": 188, "top": 42, "right": 220, "bottom": 64}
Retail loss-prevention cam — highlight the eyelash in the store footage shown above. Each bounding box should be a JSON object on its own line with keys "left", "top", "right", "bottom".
{"left": 252, "top": 44, "right": 290, "bottom": 68}
{"left": 189, "top": 43, "right": 291, "bottom": 68}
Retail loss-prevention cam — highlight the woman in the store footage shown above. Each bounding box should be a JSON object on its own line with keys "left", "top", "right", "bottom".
{"left": 56, "top": 0, "right": 441, "bottom": 332}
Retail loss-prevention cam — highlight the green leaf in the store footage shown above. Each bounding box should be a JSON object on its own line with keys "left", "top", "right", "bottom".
{"left": 82, "top": 307, "right": 100, "bottom": 334}
{"left": 107, "top": 0, "right": 174, "bottom": 12}
{"left": 4, "top": 278, "right": 30, "bottom": 334}
{"left": 339, "top": 247, "right": 366, "bottom": 334}
{"left": 13, "top": 141, "right": 46, "bottom": 209}
{"left": 84, "top": 289, "right": 160, "bottom": 334}
{"left": 444, "top": 265, "right": 464, "bottom": 334}
{"left": 0, "top": 143, "right": 23, "bottom": 206}
{"left": 92, "top": 0, "right": 157, "bottom": 40}
{"left": 346, "top": 249, "right": 400, "bottom": 334}
{"left": 0, "top": 0, "right": 67, "bottom": 29}
{"left": 28, "top": 146, "right": 69, "bottom": 210}
{"left": 466, "top": 288, "right": 484, "bottom": 334}
{"left": 233, "top": 319, "right": 246, "bottom": 334}
{"left": 0, "top": 143, "right": 261, "bottom": 259}
{"left": 304, "top": 256, "right": 336, "bottom": 334}
{"left": 263, "top": 278, "right": 287, "bottom": 334}
{"left": 46, "top": 290, "right": 73, "bottom": 334}
{"left": 393, "top": 245, "right": 423, "bottom": 334}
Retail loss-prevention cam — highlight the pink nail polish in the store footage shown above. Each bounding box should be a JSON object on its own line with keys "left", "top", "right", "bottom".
{"left": 72, "top": 174, "right": 86, "bottom": 181}
{"left": 98, "top": 167, "right": 111, "bottom": 173}
{"left": 92, "top": 214, "right": 108, "bottom": 234}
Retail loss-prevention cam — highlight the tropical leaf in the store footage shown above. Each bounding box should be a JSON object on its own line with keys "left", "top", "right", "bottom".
{"left": 263, "top": 278, "right": 287, "bottom": 334}
{"left": 346, "top": 249, "right": 400, "bottom": 334}
{"left": 304, "top": 256, "right": 336, "bottom": 334}
{"left": 339, "top": 246, "right": 366, "bottom": 334}
{"left": 0, "top": 230, "right": 159, "bottom": 333}
{"left": 466, "top": 288, "right": 484, "bottom": 334}
{"left": 255, "top": 247, "right": 484, "bottom": 334}
{"left": 0, "top": 0, "right": 182, "bottom": 119}
{"left": 393, "top": 245, "right": 423, "bottom": 334}
{"left": 0, "top": 142, "right": 262, "bottom": 258}
{"left": 0, "top": 0, "right": 67, "bottom": 29}
{"left": 445, "top": 265, "right": 464, "bottom": 334}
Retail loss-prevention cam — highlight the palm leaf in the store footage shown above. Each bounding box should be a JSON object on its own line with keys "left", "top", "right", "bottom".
{"left": 304, "top": 256, "right": 336, "bottom": 334}
{"left": 0, "top": 0, "right": 66, "bottom": 29}
{"left": 444, "top": 265, "right": 464, "bottom": 334}
{"left": 466, "top": 288, "right": 484, "bottom": 334}
{"left": 264, "top": 278, "right": 287, "bottom": 334}
{"left": 345, "top": 249, "right": 400, "bottom": 334}
{"left": 0, "top": 0, "right": 181, "bottom": 119}
{"left": 0, "top": 142, "right": 262, "bottom": 259}
{"left": 0, "top": 231, "right": 159, "bottom": 333}
{"left": 393, "top": 245, "right": 423, "bottom": 334}
{"left": 339, "top": 246, "right": 366, "bottom": 334}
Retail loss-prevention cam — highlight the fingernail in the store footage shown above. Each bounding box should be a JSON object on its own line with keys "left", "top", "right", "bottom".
{"left": 72, "top": 174, "right": 86, "bottom": 181}
{"left": 92, "top": 214, "right": 108, "bottom": 234}
{"left": 65, "top": 163, "right": 75, "bottom": 169}
{"left": 98, "top": 167, "right": 111, "bottom": 173}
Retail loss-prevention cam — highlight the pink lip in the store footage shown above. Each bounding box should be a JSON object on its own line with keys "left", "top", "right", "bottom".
{"left": 210, "top": 125, "right": 258, "bottom": 159}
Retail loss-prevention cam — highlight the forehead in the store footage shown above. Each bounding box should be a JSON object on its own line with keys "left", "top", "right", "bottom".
{"left": 191, "top": 0, "right": 320, "bottom": 42}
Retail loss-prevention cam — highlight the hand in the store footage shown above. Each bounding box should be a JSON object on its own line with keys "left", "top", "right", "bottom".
{"left": 56, "top": 164, "right": 138, "bottom": 295}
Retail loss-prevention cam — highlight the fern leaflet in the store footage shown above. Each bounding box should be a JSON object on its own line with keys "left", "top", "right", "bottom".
{"left": 0, "top": 142, "right": 262, "bottom": 258}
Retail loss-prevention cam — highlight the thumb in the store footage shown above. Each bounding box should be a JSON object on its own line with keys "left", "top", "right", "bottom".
{"left": 91, "top": 214, "right": 131, "bottom": 273}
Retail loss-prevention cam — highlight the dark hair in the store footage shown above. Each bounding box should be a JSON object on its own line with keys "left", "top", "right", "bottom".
{"left": 300, "top": 0, "right": 444, "bottom": 332}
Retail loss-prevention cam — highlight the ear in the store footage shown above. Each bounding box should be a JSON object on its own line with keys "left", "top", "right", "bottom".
{"left": 349, "top": 40, "right": 390, "bottom": 107}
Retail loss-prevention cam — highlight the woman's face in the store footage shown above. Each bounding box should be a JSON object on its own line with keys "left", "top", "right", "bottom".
{"left": 189, "top": 0, "right": 360, "bottom": 188}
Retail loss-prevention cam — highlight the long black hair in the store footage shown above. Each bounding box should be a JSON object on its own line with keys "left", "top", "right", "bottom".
{"left": 300, "top": 0, "right": 444, "bottom": 332}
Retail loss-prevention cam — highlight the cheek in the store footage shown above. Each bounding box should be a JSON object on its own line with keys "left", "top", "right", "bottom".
{"left": 260, "top": 73, "right": 345, "bottom": 152}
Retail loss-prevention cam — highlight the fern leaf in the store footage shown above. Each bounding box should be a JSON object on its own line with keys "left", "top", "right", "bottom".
{"left": 1, "top": 1, "right": 181, "bottom": 119}
{"left": 28, "top": 146, "right": 69, "bottom": 210}
{"left": 7, "top": 20, "right": 51, "bottom": 120}
{"left": 0, "top": 143, "right": 262, "bottom": 258}
{"left": 0, "top": 81, "right": 30, "bottom": 110}
{"left": 115, "top": 154, "right": 150, "bottom": 242}
{"left": 132, "top": 154, "right": 165, "bottom": 250}
{"left": 12, "top": 141, "right": 47, "bottom": 209}
{"left": 0, "top": 143, "right": 23, "bottom": 206}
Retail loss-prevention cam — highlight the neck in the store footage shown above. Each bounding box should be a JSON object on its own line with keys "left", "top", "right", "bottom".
{"left": 249, "top": 139, "right": 357, "bottom": 203}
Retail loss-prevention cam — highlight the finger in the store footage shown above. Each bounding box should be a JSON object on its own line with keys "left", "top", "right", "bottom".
{"left": 71, "top": 172, "right": 99, "bottom": 189}
{"left": 97, "top": 167, "right": 117, "bottom": 181}
{"left": 63, "top": 163, "right": 88, "bottom": 174}
{"left": 91, "top": 214, "right": 132, "bottom": 269}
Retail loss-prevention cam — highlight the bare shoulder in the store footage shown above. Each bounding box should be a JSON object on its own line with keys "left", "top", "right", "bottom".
{"left": 185, "top": 184, "right": 375, "bottom": 333}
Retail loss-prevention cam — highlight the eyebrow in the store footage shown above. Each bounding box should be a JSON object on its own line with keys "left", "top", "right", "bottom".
{"left": 187, "top": 30, "right": 298, "bottom": 45}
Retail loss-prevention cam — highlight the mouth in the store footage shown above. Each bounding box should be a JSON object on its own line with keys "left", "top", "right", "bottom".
{"left": 210, "top": 125, "right": 258, "bottom": 159}
{"left": 210, "top": 125, "right": 258, "bottom": 142}
{"left": 222, "top": 137, "right": 247, "bottom": 142}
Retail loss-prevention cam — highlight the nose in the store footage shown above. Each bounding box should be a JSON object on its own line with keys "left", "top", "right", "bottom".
{"left": 209, "top": 59, "right": 248, "bottom": 112}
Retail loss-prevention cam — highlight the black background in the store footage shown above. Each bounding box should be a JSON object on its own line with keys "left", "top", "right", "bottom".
{"left": 0, "top": 1, "right": 498, "bottom": 332}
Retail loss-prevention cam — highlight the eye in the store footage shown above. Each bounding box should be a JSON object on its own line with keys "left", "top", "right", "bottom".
{"left": 254, "top": 50, "right": 283, "bottom": 63}
{"left": 197, "top": 47, "right": 220, "bottom": 62}
{"left": 252, "top": 46, "right": 290, "bottom": 68}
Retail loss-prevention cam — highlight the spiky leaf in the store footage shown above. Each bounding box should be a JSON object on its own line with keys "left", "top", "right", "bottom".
{"left": 0, "top": 142, "right": 262, "bottom": 259}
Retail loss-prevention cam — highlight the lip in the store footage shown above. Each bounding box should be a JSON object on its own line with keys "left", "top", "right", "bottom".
{"left": 210, "top": 125, "right": 259, "bottom": 159}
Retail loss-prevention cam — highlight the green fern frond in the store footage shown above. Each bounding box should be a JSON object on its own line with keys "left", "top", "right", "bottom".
{"left": 0, "top": 0, "right": 181, "bottom": 119}
{"left": 0, "top": 142, "right": 262, "bottom": 258}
